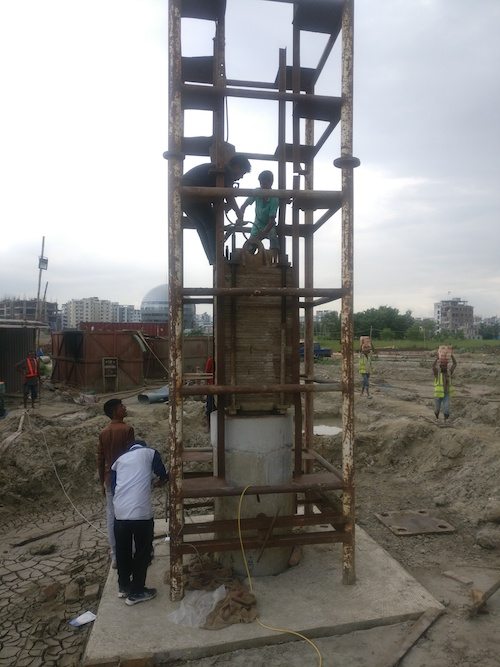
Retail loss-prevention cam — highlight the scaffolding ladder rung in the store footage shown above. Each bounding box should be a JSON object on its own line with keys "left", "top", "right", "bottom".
{"left": 181, "top": 0, "right": 226, "bottom": 22}
{"left": 293, "top": 0, "right": 344, "bottom": 36}
{"left": 182, "top": 88, "right": 219, "bottom": 111}
{"left": 181, "top": 472, "right": 344, "bottom": 498}
{"left": 181, "top": 286, "right": 344, "bottom": 298}
{"left": 182, "top": 56, "right": 214, "bottom": 84}
{"left": 178, "top": 530, "right": 350, "bottom": 554}
{"left": 181, "top": 184, "right": 342, "bottom": 205}
{"left": 182, "top": 135, "right": 213, "bottom": 156}
{"left": 182, "top": 382, "right": 341, "bottom": 397}
{"left": 273, "top": 65, "right": 316, "bottom": 92}
{"left": 182, "top": 512, "right": 347, "bottom": 535}
{"left": 294, "top": 96, "right": 341, "bottom": 123}
{"left": 182, "top": 449, "right": 212, "bottom": 463}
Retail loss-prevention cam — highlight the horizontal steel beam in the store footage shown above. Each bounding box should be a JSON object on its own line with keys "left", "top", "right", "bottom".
{"left": 182, "top": 286, "right": 343, "bottom": 297}
{"left": 179, "top": 530, "right": 350, "bottom": 554}
{"left": 183, "top": 82, "right": 341, "bottom": 106}
{"left": 182, "top": 382, "right": 341, "bottom": 396}
{"left": 183, "top": 512, "right": 347, "bottom": 535}
{"left": 181, "top": 185, "right": 341, "bottom": 200}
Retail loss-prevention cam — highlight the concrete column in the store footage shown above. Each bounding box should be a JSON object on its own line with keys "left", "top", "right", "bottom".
{"left": 211, "top": 413, "right": 294, "bottom": 577}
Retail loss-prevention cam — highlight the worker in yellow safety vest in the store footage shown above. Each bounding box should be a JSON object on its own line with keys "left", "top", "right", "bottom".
{"left": 433, "top": 353, "right": 456, "bottom": 421}
{"left": 358, "top": 346, "right": 375, "bottom": 398}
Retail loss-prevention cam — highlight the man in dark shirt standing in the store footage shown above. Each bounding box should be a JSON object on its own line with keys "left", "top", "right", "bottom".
{"left": 97, "top": 399, "right": 135, "bottom": 568}
{"left": 182, "top": 154, "right": 251, "bottom": 265}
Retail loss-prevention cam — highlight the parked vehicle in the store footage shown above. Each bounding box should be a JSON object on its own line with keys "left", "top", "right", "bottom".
{"left": 299, "top": 342, "right": 332, "bottom": 360}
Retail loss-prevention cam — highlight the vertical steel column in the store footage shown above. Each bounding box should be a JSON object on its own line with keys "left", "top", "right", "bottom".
{"left": 303, "top": 104, "right": 315, "bottom": 507}
{"left": 304, "top": 108, "right": 315, "bottom": 456}
{"left": 340, "top": 0, "right": 356, "bottom": 585}
{"left": 291, "top": 16, "right": 302, "bottom": 476}
{"left": 167, "top": 0, "right": 184, "bottom": 601}
{"left": 214, "top": 13, "right": 226, "bottom": 479}
{"left": 278, "top": 48, "right": 287, "bottom": 408}
{"left": 277, "top": 49, "right": 287, "bottom": 253}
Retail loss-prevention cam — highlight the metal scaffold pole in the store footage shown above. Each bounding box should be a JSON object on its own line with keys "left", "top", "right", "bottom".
{"left": 167, "top": 0, "right": 184, "bottom": 601}
{"left": 338, "top": 0, "right": 357, "bottom": 585}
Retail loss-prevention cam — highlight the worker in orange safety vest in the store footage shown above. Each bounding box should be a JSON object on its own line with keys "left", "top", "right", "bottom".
{"left": 16, "top": 350, "right": 40, "bottom": 409}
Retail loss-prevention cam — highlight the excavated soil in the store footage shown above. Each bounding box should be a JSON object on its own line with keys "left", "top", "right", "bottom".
{"left": 1, "top": 351, "right": 499, "bottom": 666}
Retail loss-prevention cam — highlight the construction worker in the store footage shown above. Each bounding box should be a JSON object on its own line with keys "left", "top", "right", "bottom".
{"left": 240, "top": 170, "right": 280, "bottom": 263}
{"left": 358, "top": 345, "right": 375, "bottom": 398}
{"left": 433, "top": 354, "right": 457, "bottom": 420}
{"left": 16, "top": 350, "right": 40, "bottom": 409}
{"left": 97, "top": 399, "right": 135, "bottom": 568}
{"left": 182, "top": 154, "right": 251, "bottom": 265}
{"left": 111, "top": 439, "right": 168, "bottom": 604}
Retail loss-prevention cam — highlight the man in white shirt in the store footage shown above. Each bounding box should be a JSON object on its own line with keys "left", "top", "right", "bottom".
{"left": 111, "top": 439, "right": 168, "bottom": 605}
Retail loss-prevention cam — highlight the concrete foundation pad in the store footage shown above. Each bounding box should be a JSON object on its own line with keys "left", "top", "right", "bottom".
{"left": 83, "top": 522, "right": 442, "bottom": 665}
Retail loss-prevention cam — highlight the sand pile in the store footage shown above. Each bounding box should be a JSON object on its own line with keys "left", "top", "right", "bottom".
{"left": 1, "top": 353, "right": 499, "bottom": 547}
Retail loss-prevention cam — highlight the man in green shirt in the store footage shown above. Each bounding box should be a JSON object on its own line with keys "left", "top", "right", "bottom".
{"left": 240, "top": 170, "right": 280, "bottom": 263}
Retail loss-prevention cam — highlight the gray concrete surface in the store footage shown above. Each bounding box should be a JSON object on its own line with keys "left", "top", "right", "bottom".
{"left": 83, "top": 522, "right": 442, "bottom": 665}
{"left": 214, "top": 414, "right": 295, "bottom": 576}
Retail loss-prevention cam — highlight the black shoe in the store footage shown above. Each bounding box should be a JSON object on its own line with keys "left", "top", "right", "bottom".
{"left": 118, "top": 586, "right": 130, "bottom": 599}
{"left": 125, "top": 587, "right": 157, "bottom": 606}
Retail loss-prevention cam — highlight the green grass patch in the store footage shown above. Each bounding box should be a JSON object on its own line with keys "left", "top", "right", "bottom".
{"left": 315, "top": 337, "right": 500, "bottom": 354}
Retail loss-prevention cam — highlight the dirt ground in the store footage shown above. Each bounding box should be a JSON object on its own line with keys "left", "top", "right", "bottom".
{"left": 1, "top": 351, "right": 499, "bottom": 666}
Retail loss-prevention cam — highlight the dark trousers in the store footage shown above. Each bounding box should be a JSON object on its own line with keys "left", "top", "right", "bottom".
{"left": 114, "top": 518, "right": 154, "bottom": 594}
{"left": 206, "top": 394, "right": 215, "bottom": 418}
{"left": 183, "top": 202, "right": 216, "bottom": 265}
{"left": 23, "top": 378, "right": 38, "bottom": 405}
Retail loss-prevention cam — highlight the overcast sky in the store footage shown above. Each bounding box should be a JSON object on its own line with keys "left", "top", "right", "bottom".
{"left": 1, "top": 0, "right": 499, "bottom": 318}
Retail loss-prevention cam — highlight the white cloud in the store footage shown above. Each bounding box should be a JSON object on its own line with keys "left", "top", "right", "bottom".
{"left": 1, "top": 0, "right": 499, "bottom": 320}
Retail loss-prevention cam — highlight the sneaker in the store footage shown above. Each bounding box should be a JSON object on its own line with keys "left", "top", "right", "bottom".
{"left": 118, "top": 587, "right": 130, "bottom": 598}
{"left": 125, "top": 587, "right": 157, "bottom": 606}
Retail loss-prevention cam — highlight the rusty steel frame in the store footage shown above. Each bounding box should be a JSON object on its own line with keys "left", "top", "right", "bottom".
{"left": 167, "top": 0, "right": 357, "bottom": 599}
{"left": 167, "top": 0, "right": 184, "bottom": 601}
{"left": 339, "top": 0, "right": 356, "bottom": 585}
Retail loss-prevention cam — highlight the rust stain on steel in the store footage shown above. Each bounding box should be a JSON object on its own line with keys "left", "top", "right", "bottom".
{"left": 167, "top": 0, "right": 184, "bottom": 602}
{"left": 340, "top": 0, "right": 356, "bottom": 586}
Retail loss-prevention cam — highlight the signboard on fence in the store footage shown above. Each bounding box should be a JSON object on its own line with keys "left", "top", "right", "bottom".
{"left": 102, "top": 357, "right": 118, "bottom": 392}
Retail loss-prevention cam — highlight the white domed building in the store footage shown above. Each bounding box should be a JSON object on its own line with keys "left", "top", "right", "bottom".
{"left": 141, "top": 284, "right": 196, "bottom": 330}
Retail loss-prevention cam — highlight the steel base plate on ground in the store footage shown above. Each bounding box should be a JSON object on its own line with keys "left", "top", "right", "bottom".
{"left": 375, "top": 509, "right": 455, "bottom": 536}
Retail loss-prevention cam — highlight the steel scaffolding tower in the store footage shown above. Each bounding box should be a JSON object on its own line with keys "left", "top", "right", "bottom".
{"left": 165, "top": 0, "right": 358, "bottom": 600}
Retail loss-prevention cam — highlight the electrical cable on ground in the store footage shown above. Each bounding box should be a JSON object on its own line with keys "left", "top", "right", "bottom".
{"left": 24, "top": 410, "right": 107, "bottom": 537}
{"left": 237, "top": 485, "right": 324, "bottom": 667}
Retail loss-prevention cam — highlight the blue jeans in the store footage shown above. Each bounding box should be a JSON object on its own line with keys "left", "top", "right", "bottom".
{"left": 361, "top": 373, "right": 370, "bottom": 392}
{"left": 434, "top": 395, "right": 450, "bottom": 417}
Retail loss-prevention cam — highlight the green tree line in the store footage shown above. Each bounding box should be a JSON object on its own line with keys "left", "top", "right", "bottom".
{"left": 313, "top": 306, "right": 440, "bottom": 341}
